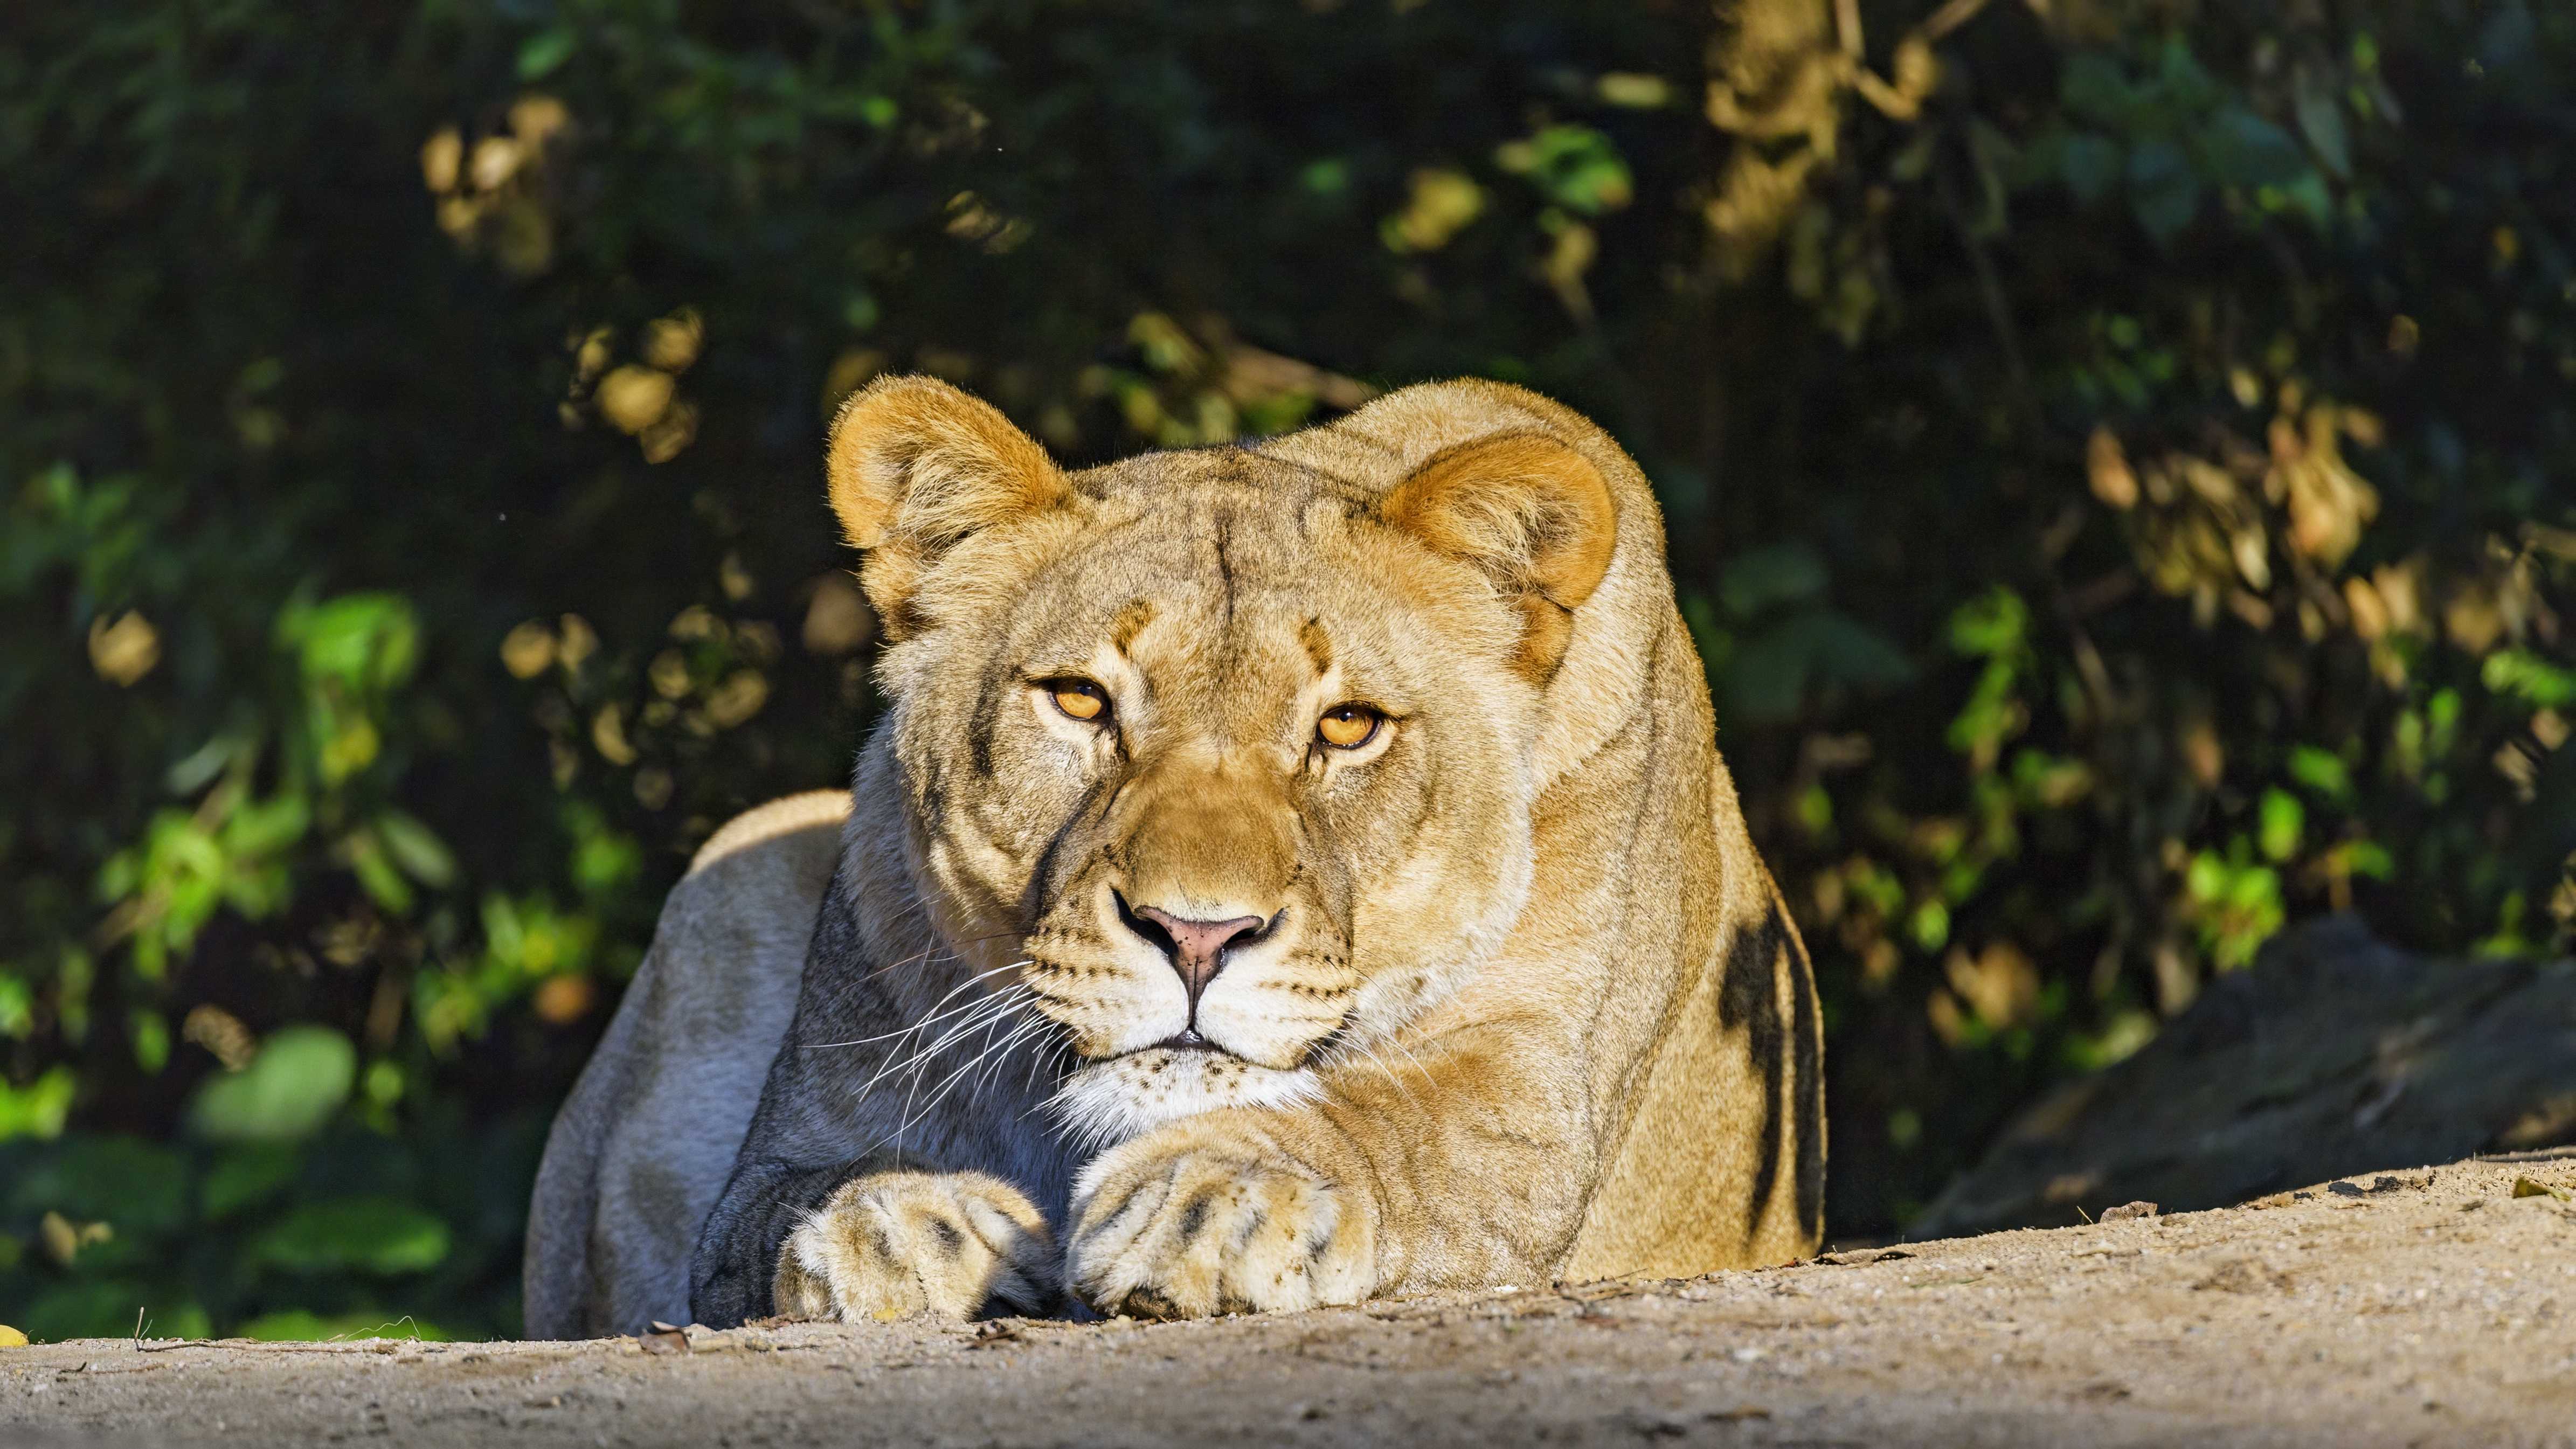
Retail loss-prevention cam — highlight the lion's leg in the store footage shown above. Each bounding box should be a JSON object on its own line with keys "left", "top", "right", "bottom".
{"left": 774, "top": 1170, "right": 1061, "bottom": 1321}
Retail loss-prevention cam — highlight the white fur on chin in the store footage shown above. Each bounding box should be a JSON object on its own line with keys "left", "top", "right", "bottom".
{"left": 1051, "top": 1049, "right": 1320, "bottom": 1156}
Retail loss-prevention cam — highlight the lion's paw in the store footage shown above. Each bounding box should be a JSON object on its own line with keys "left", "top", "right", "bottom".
{"left": 1068, "top": 1129, "right": 1372, "bottom": 1319}
{"left": 774, "top": 1170, "right": 1059, "bottom": 1322}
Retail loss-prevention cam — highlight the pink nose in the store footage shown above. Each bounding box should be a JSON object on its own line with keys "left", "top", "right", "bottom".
{"left": 1131, "top": 905, "right": 1264, "bottom": 1006}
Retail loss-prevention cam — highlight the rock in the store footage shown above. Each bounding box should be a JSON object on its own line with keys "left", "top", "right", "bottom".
{"left": 1910, "top": 915, "right": 2576, "bottom": 1237}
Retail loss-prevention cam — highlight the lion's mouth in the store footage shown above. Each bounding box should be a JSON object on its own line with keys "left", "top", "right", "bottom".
{"left": 1146, "top": 1029, "right": 1224, "bottom": 1054}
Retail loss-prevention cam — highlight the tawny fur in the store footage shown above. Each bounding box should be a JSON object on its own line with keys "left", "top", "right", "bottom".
{"left": 523, "top": 377, "right": 1823, "bottom": 1336}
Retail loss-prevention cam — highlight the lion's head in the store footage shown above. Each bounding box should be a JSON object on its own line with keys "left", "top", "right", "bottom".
{"left": 829, "top": 377, "right": 1632, "bottom": 1148}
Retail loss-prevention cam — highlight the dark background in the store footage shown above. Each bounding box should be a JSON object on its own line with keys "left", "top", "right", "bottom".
{"left": 3, "top": 0, "right": 2570, "bottom": 1340}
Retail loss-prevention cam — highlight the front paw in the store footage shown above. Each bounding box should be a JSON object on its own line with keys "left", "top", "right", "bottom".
{"left": 774, "top": 1170, "right": 1059, "bottom": 1322}
{"left": 1068, "top": 1126, "right": 1372, "bottom": 1319}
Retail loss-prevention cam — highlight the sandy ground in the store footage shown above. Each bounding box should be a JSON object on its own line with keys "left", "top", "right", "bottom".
{"left": 6, "top": 1154, "right": 2573, "bottom": 1448}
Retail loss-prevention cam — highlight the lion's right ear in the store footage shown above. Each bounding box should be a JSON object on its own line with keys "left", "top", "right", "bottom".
{"left": 1378, "top": 432, "right": 1619, "bottom": 681}
{"left": 826, "top": 376, "right": 1068, "bottom": 639}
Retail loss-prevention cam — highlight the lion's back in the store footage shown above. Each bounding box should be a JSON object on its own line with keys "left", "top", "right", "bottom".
{"left": 522, "top": 789, "right": 850, "bottom": 1339}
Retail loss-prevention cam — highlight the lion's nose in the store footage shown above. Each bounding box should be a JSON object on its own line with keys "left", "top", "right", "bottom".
{"left": 1124, "top": 902, "right": 1265, "bottom": 1010}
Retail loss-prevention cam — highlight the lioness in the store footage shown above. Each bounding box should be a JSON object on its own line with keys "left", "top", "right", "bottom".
{"left": 522, "top": 376, "right": 1822, "bottom": 1337}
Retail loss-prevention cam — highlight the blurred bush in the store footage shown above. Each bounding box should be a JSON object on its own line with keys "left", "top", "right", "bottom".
{"left": 3, "top": 0, "right": 2571, "bottom": 1335}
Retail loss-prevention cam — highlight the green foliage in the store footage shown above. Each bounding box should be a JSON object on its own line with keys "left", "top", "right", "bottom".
{"left": 189, "top": 1027, "right": 356, "bottom": 1143}
{"left": 254, "top": 1198, "right": 451, "bottom": 1277}
{"left": 4, "top": 0, "right": 2573, "bottom": 1334}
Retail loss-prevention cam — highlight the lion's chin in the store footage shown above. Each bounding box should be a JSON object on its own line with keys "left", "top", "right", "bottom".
{"left": 1049, "top": 1048, "right": 1321, "bottom": 1151}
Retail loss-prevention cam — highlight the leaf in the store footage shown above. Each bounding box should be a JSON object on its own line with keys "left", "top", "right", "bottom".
{"left": 0, "top": 1067, "right": 76, "bottom": 1143}
{"left": 375, "top": 810, "right": 456, "bottom": 888}
{"left": 189, "top": 1025, "right": 355, "bottom": 1143}
{"left": 2059, "top": 133, "right": 2124, "bottom": 203}
{"left": 1380, "top": 169, "right": 1484, "bottom": 253}
{"left": 220, "top": 793, "right": 311, "bottom": 858}
{"left": 164, "top": 733, "right": 241, "bottom": 796}
{"left": 2197, "top": 106, "right": 2309, "bottom": 189}
{"left": 2, "top": 1135, "right": 186, "bottom": 1235}
{"left": 1806, "top": 613, "right": 1914, "bottom": 690}
{"left": 1720, "top": 610, "right": 1910, "bottom": 722}
{"left": 516, "top": 27, "right": 576, "bottom": 82}
{"left": 2287, "top": 745, "right": 2356, "bottom": 805}
{"left": 2126, "top": 139, "right": 2200, "bottom": 243}
{"left": 348, "top": 831, "right": 414, "bottom": 914}
{"left": 253, "top": 1197, "right": 451, "bottom": 1275}
{"left": 202, "top": 1142, "right": 300, "bottom": 1219}
{"left": 1493, "top": 125, "right": 1632, "bottom": 216}
{"left": 2482, "top": 648, "right": 2576, "bottom": 708}
{"left": 1947, "top": 587, "right": 2028, "bottom": 658}
{"left": 2153, "top": 38, "right": 2222, "bottom": 113}
{"left": 1722, "top": 626, "right": 1811, "bottom": 721}
{"left": 2059, "top": 53, "right": 2137, "bottom": 127}
{"left": 2294, "top": 76, "right": 2351, "bottom": 178}
{"left": 2257, "top": 789, "right": 2303, "bottom": 863}
{"left": 275, "top": 593, "right": 419, "bottom": 694}
{"left": 1719, "top": 544, "right": 1827, "bottom": 618}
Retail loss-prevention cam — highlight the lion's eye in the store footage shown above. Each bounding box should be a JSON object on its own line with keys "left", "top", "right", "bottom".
{"left": 1317, "top": 704, "right": 1381, "bottom": 750}
{"left": 1049, "top": 681, "right": 1111, "bottom": 723}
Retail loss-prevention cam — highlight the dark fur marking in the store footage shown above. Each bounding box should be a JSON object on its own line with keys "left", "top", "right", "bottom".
{"left": 1112, "top": 599, "right": 1155, "bottom": 655}
{"left": 1213, "top": 508, "right": 1238, "bottom": 635}
{"left": 1715, "top": 899, "right": 1793, "bottom": 1248}
{"left": 1176, "top": 1191, "right": 1213, "bottom": 1244}
{"left": 929, "top": 1215, "right": 966, "bottom": 1257}
{"left": 968, "top": 674, "right": 1003, "bottom": 779}
{"left": 1785, "top": 915, "right": 1825, "bottom": 1241}
{"left": 1300, "top": 618, "right": 1333, "bottom": 674}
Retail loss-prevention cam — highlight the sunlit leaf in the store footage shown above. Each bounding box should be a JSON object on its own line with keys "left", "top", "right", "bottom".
{"left": 516, "top": 27, "right": 575, "bottom": 82}
{"left": 375, "top": 810, "right": 458, "bottom": 889}
{"left": 2257, "top": 788, "right": 2303, "bottom": 863}
{"left": 2288, "top": 745, "right": 2356, "bottom": 805}
{"left": 2483, "top": 649, "right": 2576, "bottom": 709}
{"left": 1946, "top": 588, "right": 2028, "bottom": 658}
{"left": 189, "top": 1026, "right": 355, "bottom": 1143}
{"left": 1493, "top": 125, "right": 1632, "bottom": 216}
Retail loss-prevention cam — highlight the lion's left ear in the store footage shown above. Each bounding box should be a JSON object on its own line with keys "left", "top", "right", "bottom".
{"left": 1378, "top": 432, "right": 1619, "bottom": 680}
{"left": 827, "top": 376, "right": 1069, "bottom": 639}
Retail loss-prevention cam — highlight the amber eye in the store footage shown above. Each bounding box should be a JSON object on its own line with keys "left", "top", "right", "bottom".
{"left": 1317, "top": 704, "right": 1381, "bottom": 750}
{"left": 1049, "top": 681, "right": 1110, "bottom": 723}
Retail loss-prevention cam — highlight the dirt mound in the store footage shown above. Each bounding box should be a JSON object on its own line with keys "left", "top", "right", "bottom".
{"left": 1913, "top": 914, "right": 2576, "bottom": 1238}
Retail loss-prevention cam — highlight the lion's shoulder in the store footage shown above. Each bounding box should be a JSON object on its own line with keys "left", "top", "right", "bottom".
{"left": 688, "top": 788, "right": 851, "bottom": 876}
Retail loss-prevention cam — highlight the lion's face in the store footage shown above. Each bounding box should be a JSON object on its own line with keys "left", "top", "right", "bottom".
{"left": 837, "top": 381, "right": 1616, "bottom": 1147}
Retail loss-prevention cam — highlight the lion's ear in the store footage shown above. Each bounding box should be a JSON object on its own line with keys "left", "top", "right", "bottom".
{"left": 826, "top": 376, "right": 1068, "bottom": 639}
{"left": 1378, "top": 432, "right": 1619, "bottom": 680}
